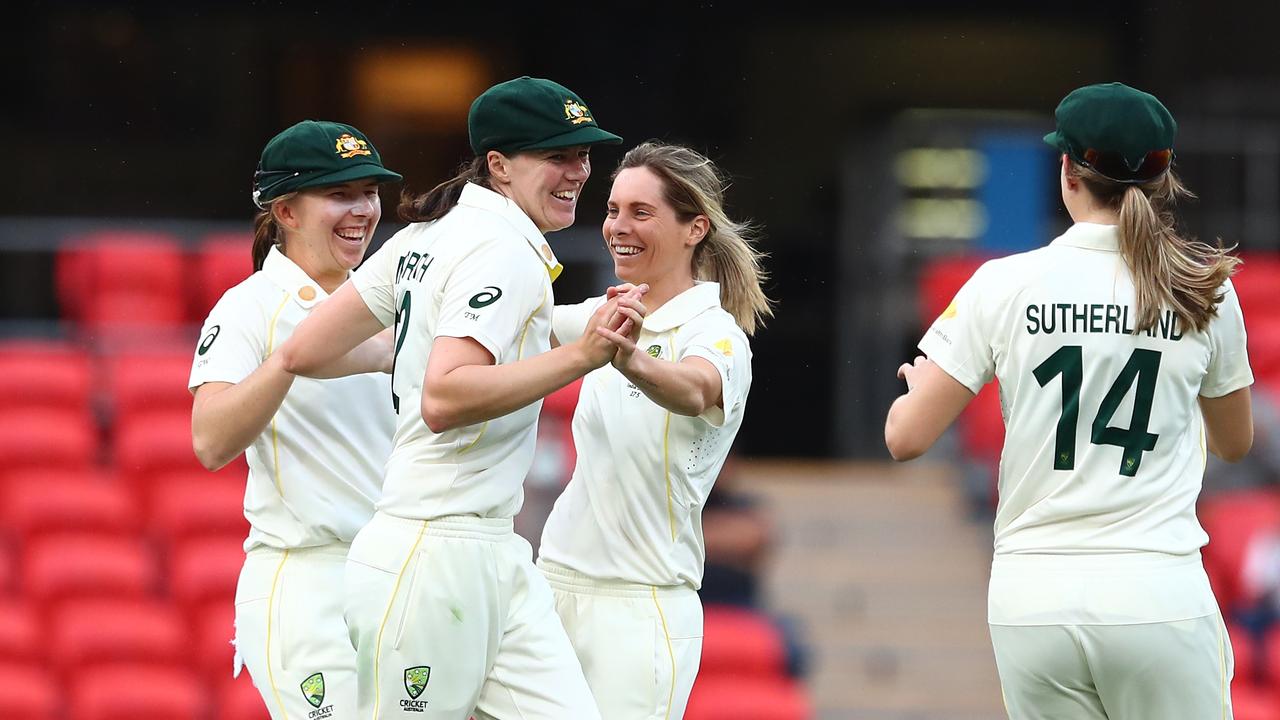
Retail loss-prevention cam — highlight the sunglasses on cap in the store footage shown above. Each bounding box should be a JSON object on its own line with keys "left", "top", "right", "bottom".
{"left": 251, "top": 167, "right": 302, "bottom": 209}
{"left": 1076, "top": 147, "right": 1173, "bottom": 184}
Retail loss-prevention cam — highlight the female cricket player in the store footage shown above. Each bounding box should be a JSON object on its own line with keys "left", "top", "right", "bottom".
{"left": 275, "top": 76, "right": 638, "bottom": 720}
{"left": 885, "top": 82, "right": 1254, "bottom": 719}
{"left": 538, "top": 141, "right": 774, "bottom": 719}
{"left": 190, "top": 120, "right": 400, "bottom": 720}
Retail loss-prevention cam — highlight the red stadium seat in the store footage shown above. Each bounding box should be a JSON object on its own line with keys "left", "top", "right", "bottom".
{"left": 0, "top": 599, "right": 42, "bottom": 661}
{"left": 543, "top": 377, "right": 583, "bottom": 419}
{"left": 2, "top": 477, "right": 139, "bottom": 544}
{"left": 192, "top": 232, "right": 254, "bottom": 323}
{"left": 217, "top": 674, "right": 271, "bottom": 720}
{"left": 0, "top": 340, "right": 93, "bottom": 415}
{"left": 1261, "top": 623, "right": 1280, "bottom": 688}
{"left": 1233, "top": 253, "right": 1280, "bottom": 323}
{"left": 685, "top": 676, "right": 811, "bottom": 720}
{"left": 0, "top": 662, "right": 58, "bottom": 720}
{"left": 957, "top": 381, "right": 1004, "bottom": 463}
{"left": 23, "top": 534, "right": 158, "bottom": 605}
{"left": 70, "top": 663, "right": 202, "bottom": 720}
{"left": 0, "top": 408, "right": 98, "bottom": 475}
{"left": 195, "top": 601, "right": 237, "bottom": 677}
{"left": 56, "top": 232, "right": 187, "bottom": 329}
{"left": 0, "top": 544, "right": 12, "bottom": 596}
{"left": 50, "top": 598, "right": 186, "bottom": 670}
{"left": 168, "top": 536, "right": 245, "bottom": 613}
{"left": 0, "top": 466, "right": 115, "bottom": 492}
{"left": 1232, "top": 682, "right": 1280, "bottom": 720}
{"left": 148, "top": 472, "right": 247, "bottom": 544}
{"left": 700, "top": 604, "right": 788, "bottom": 679}
{"left": 1247, "top": 316, "right": 1280, "bottom": 387}
{"left": 105, "top": 348, "right": 196, "bottom": 420}
{"left": 1199, "top": 489, "right": 1280, "bottom": 613}
{"left": 916, "top": 254, "right": 990, "bottom": 329}
{"left": 114, "top": 409, "right": 247, "bottom": 492}
{"left": 1232, "top": 623, "right": 1259, "bottom": 685}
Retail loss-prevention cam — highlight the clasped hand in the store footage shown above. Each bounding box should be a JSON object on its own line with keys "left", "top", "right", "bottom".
{"left": 579, "top": 283, "right": 649, "bottom": 369}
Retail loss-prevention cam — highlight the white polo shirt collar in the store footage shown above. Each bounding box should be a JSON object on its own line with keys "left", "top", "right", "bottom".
{"left": 458, "top": 182, "right": 563, "bottom": 281}
{"left": 1051, "top": 222, "right": 1120, "bottom": 253}
{"left": 644, "top": 281, "right": 722, "bottom": 333}
{"left": 262, "top": 245, "right": 330, "bottom": 310}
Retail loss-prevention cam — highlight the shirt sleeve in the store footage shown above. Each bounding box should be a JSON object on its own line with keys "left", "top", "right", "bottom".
{"left": 188, "top": 286, "right": 267, "bottom": 390}
{"left": 917, "top": 262, "right": 997, "bottom": 394}
{"left": 436, "top": 236, "right": 547, "bottom": 364}
{"left": 678, "top": 314, "right": 752, "bottom": 428}
{"left": 349, "top": 228, "right": 406, "bottom": 329}
{"left": 1202, "top": 278, "right": 1254, "bottom": 398}
{"left": 552, "top": 296, "right": 606, "bottom": 345}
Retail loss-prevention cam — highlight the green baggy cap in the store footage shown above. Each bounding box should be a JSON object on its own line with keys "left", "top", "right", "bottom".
{"left": 468, "top": 76, "right": 623, "bottom": 156}
{"left": 253, "top": 120, "right": 402, "bottom": 208}
{"left": 1043, "top": 82, "right": 1177, "bottom": 184}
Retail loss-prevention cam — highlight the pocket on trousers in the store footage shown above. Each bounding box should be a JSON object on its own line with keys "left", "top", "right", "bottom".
{"left": 392, "top": 550, "right": 425, "bottom": 651}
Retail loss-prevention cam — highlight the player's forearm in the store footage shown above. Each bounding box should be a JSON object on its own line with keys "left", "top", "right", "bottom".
{"left": 278, "top": 284, "right": 385, "bottom": 377}
{"left": 421, "top": 343, "right": 595, "bottom": 432}
{"left": 305, "top": 328, "right": 393, "bottom": 378}
{"left": 620, "top": 354, "right": 719, "bottom": 417}
{"left": 192, "top": 354, "right": 295, "bottom": 470}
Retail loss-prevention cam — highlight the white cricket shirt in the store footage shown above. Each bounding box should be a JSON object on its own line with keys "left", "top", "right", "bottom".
{"left": 538, "top": 282, "right": 752, "bottom": 588}
{"left": 350, "top": 183, "right": 561, "bottom": 520}
{"left": 920, "top": 222, "right": 1253, "bottom": 623}
{"left": 189, "top": 246, "right": 393, "bottom": 552}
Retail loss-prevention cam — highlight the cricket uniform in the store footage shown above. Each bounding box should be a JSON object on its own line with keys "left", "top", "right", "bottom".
{"left": 539, "top": 282, "right": 752, "bottom": 720}
{"left": 344, "top": 183, "right": 599, "bottom": 720}
{"left": 190, "top": 246, "right": 394, "bottom": 720}
{"left": 920, "top": 222, "right": 1253, "bottom": 719}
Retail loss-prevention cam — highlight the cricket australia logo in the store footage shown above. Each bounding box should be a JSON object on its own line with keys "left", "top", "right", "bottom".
{"left": 335, "top": 133, "right": 371, "bottom": 158}
{"left": 300, "top": 672, "right": 332, "bottom": 718}
{"left": 563, "top": 100, "right": 594, "bottom": 125}
{"left": 400, "top": 666, "right": 431, "bottom": 712}
{"left": 646, "top": 344, "right": 663, "bottom": 358}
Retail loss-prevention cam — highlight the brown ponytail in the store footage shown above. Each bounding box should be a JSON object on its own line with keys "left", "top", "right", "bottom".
{"left": 251, "top": 209, "right": 278, "bottom": 272}
{"left": 399, "top": 156, "right": 493, "bottom": 223}
{"left": 1071, "top": 162, "right": 1239, "bottom": 333}
{"left": 250, "top": 192, "right": 298, "bottom": 271}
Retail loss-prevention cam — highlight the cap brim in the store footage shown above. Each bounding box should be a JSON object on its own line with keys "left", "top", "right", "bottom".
{"left": 1043, "top": 131, "right": 1064, "bottom": 150}
{"left": 295, "top": 163, "right": 404, "bottom": 192}
{"left": 518, "top": 125, "right": 624, "bottom": 152}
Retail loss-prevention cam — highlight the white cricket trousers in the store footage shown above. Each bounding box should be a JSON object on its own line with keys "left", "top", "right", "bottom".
{"left": 990, "top": 613, "right": 1234, "bottom": 719}
{"left": 235, "top": 543, "right": 355, "bottom": 720}
{"left": 539, "top": 559, "right": 703, "bottom": 720}
{"left": 344, "top": 512, "right": 601, "bottom": 720}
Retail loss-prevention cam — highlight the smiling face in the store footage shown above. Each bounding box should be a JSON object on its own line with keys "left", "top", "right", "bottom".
{"left": 603, "top": 166, "right": 706, "bottom": 294}
{"left": 277, "top": 179, "right": 382, "bottom": 287}
{"left": 492, "top": 146, "right": 592, "bottom": 233}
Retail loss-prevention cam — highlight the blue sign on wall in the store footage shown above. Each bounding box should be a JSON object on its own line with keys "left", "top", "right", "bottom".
{"left": 977, "top": 133, "right": 1055, "bottom": 252}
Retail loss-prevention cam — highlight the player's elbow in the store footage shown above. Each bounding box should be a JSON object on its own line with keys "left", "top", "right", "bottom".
{"left": 1212, "top": 433, "right": 1253, "bottom": 463}
{"left": 276, "top": 342, "right": 313, "bottom": 376}
{"left": 420, "top": 395, "right": 460, "bottom": 434}
{"left": 884, "top": 431, "right": 926, "bottom": 462}
{"left": 673, "top": 391, "right": 712, "bottom": 418}
{"left": 884, "top": 407, "right": 927, "bottom": 462}
{"left": 192, "top": 433, "right": 232, "bottom": 472}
